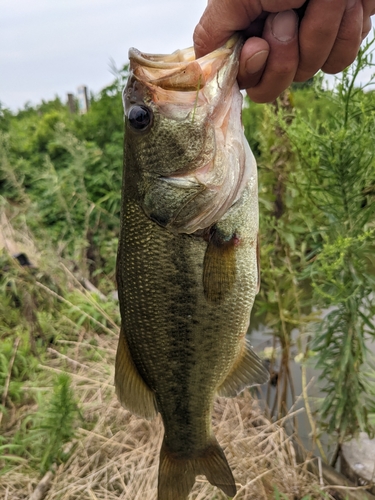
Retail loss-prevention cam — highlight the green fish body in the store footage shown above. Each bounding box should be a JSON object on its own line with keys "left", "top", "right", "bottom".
{"left": 115, "top": 36, "right": 269, "bottom": 500}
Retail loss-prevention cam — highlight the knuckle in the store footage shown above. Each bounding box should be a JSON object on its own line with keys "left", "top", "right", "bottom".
{"left": 193, "top": 24, "right": 208, "bottom": 52}
{"left": 274, "top": 61, "right": 296, "bottom": 77}
{"left": 338, "top": 3, "right": 363, "bottom": 42}
{"left": 362, "top": 0, "right": 375, "bottom": 16}
{"left": 336, "top": 27, "right": 362, "bottom": 46}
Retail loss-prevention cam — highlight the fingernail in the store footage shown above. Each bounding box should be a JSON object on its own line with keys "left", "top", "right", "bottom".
{"left": 271, "top": 10, "right": 297, "bottom": 42}
{"left": 245, "top": 50, "right": 269, "bottom": 74}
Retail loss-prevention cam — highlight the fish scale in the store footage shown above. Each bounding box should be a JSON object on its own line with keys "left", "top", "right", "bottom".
{"left": 119, "top": 198, "right": 253, "bottom": 446}
{"left": 115, "top": 35, "right": 269, "bottom": 500}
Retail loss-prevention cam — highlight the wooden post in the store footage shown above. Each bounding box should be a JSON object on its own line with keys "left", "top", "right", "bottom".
{"left": 67, "top": 93, "right": 76, "bottom": 113}
{"left": 77, "top": 85, "right": 89, "bottom": 114}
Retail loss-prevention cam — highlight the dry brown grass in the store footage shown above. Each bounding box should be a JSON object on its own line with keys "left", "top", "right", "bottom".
{"left": 0, "top": 328, "right": 329, "bottom": 500}
{"left": 0, "top": 213, "right": 328, "bottom": 500}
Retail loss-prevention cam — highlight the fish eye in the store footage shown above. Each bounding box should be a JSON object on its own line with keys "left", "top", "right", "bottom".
{"left": 128, "top": 105, "right": 153, "bottom": 131}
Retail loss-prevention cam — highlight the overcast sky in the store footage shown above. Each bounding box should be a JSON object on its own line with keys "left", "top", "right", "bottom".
{"left": 0, "top": 0, "right": 206, "bottom": 111}
{"left": 1, "top": 2, "right": 374, "bottom": 112}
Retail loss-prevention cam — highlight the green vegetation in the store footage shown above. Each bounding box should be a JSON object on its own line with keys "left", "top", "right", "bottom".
{"left": 254, "top": 38, "right": 375, "bottom": 451}
{"left": 12, "top": 373, "right": 80, "bottom": 474}
{"left": 1, "top": 40, "right": 375, "bottom": 498}
{"left": 288, "top": 44, "right": 375, "bottom": 444}
{"left": 0, "top": 65, "right": 128, "bottom": 286}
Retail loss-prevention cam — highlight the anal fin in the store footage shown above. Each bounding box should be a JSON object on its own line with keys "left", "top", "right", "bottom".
{"left": 115, "top": 331, "right": 158, "bottom": 420}
{"left": 217, "top": 338, "right": 269, "bottom": 398}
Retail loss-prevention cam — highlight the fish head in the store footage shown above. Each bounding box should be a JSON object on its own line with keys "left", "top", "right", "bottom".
{"left": 123, "top": 35, "right": 256, "bottom": 234}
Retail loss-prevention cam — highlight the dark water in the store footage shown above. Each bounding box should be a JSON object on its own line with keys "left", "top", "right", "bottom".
{"left": 249, "top": 316, "right": 375, "bottom": 461}
{"left": 249, "top": 322, "right": 332, "bottom": 458}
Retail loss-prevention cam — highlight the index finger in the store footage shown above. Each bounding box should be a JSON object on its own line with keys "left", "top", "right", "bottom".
{"left": 193, "top": 0, "right": 306, "bottom": 58}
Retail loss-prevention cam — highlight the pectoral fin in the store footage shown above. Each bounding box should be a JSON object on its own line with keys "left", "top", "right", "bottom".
{"left": 217, "top": 338, "right": 269, "bottom": 398}
{"left": 203, "top": 227, "right": 237, "bottom": 304}
{"left": 115, "top": 332, "right": 158, "bottom": 420}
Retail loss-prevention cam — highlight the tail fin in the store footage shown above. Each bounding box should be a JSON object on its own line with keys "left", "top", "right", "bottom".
{"left": 198, "top": 440, "right": 237, "bottom": 497}
{"left": 158, "top": 437, "right": 236, "bottom": 500}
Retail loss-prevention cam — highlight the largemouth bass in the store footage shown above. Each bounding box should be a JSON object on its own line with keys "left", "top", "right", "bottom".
{"left": 115, "top": 35, "right": 269, "bottom": 500}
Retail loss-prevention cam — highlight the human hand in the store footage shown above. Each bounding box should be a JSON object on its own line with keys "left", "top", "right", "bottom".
{"left": 194, "top": 0, "right": 375, "bottom": 103}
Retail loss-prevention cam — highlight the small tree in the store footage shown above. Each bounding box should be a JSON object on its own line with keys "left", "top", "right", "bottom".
{"left": 288, "top": 36, "right": 375, "bottom": 446}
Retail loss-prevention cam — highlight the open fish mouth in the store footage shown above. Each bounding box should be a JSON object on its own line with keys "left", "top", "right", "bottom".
{"left": 125, "top": 35, "right": 242, "bottom": 116}
{"left": 128, "top": 36, "right": 240, "bottom": 93}
{"left": 123, "top": 36, "right": 256, "bottom": 235}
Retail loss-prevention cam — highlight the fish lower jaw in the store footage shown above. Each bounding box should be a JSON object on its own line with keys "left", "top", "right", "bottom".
{"left": 162, "top": 175, "right": 221, "bottom": 193}
{"left": 161, "top": 176, "right": 201, "bottom": 189}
